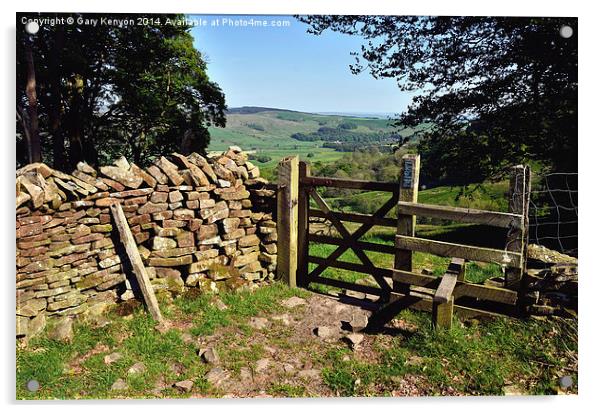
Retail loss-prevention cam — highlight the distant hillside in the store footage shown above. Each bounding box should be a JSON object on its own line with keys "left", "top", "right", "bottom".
{"left": 225, "top": 106, "right": 301, "bottom": 115}
{"left": 207, "top": 107, "right": 422, "bottom": 177}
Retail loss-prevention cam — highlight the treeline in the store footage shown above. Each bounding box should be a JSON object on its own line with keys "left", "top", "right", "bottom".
{"left": 291, "top": 125, "right": 399, "bottom": 152}
{"left": 16, "top": 13, "right": 226, "bottom": 171}
{"left": 291, "top": 126, "right": 398, "bottom": 143}
{"left": 322, "top": 142, "right": 394, "bottom": 152}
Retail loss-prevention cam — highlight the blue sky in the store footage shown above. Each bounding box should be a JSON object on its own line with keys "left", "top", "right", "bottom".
{"left": 189, "top": 15, "right": 413, "bottom": 114}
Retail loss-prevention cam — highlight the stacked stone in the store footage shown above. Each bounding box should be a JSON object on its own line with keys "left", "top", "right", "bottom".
{"left": 16, "top": 147, "right": 278, "bottom": 338}
{"left": 523, "top": 244, "right": 578, "bottom": 316}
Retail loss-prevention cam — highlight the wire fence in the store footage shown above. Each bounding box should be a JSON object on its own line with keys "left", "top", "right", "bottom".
{"left": 528, "top": 172, "right": 578, "bottom": 256}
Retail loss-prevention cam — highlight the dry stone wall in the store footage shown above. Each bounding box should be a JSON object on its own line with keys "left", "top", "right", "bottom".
{"left": 16, "top": 147, "right": 278, "bottom": 338}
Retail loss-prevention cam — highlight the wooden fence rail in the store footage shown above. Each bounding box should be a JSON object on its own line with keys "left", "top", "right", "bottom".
{"left": 277, "top": 154, "right": 530, "bottom": 330}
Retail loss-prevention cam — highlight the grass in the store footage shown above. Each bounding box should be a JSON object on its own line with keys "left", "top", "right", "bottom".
{"left": 16, "top": 281, "right": 577, "bottom": 399}
{"left": 173, "top": 283, "right": 311, "bottom": 337}
{"left": 320, "top": 310, "right": 577, "bottom": 396}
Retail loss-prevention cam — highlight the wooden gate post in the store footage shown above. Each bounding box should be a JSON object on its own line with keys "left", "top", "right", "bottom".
{"left": 277, "top": 156, "right": 300, "bottom": 287}
{"left": 297, "top": 161, "right": 310, "bottom": 288}
{"left": 394, "top": 154, "right": 420, "bottom": 296}
{"left": 506, "top": 165, "right": 531, "bottom": 290}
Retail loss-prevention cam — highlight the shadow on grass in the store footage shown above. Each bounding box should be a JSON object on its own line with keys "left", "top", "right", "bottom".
{"left": 366, "top": 223, "right": 507, "bottom": 249}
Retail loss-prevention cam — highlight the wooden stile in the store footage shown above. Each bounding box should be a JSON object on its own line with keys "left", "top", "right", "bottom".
{"left": 432, "top": 297, "right": 454, "bottom": 329}
{"left": 434, "top": 272, "right": 458, "bottom": 304}
{"left": 110, "top": 203, "right": 163, "bottom": 323}
{"left": 291, "top": 154, "right": 531, "bottom": 328}
{"left": 277, "top": 156, "right": 300, "bottom": 287}
{"left": 308, "top": 233, "right": 397, "bottom": 255}
{"left": 308, "top": 256, "right": 517, "bottom": 305}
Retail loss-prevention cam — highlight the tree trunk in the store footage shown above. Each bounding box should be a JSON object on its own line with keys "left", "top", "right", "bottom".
{"left": 66, "top": 75, "right": 85, "bottom": 169}
{"left": 49, "top": 27, "right": 65, "bottom": 170}
{"left": 24, "top": 35, "right": 41, "bottom": 163}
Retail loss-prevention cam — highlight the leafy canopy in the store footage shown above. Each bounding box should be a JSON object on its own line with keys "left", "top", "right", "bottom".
{"left": 297, "top": 16, "right": 577, "bottom": 183}
{"left": 16, "top": 13, "right": 226, "bottom": 169}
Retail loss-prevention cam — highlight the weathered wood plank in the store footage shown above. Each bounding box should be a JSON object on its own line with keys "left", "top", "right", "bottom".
{"left": 393, "top": 269, "right": 516, "bottom": 305}
{"left": 394, "top": 154, "right": 420, "bottom": 295}
{"left": 433, "top": 297, "right": 454, "bottom": 329}
{"left": 297, "top": 161, "right": 310, "bottom": 288}
{"left": 308, "top": 233, "right": 397, "bottom": 254}
{"left": 110, "top": 203, "right": 163, "bottom": 323}
{"left": 300, "top": 176, "right": 398, "bottom": 192}
{"left": 450, "top": 257, "right": 466, "bottom": 282}
{"left": 309, "top": 209, "right": 397, "bottom": 228}
{"left": 434, "top": 273, "right": 458, "bottom": 304}
{"left": 398, "top": 201, "right": 522, "bottom": 228}
{"left": 395, "top": 235, "right": 523, "bottom": 268}
{"left": 277, "top": 156, "right": 299, "bottom": 287}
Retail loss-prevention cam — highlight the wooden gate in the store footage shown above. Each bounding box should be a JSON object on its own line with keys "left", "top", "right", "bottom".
{"left": 276, "top": 155, "right": 531, "bottom": 328}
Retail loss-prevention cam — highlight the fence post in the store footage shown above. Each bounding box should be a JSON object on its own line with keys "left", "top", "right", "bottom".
{"left": 297, "top": 161, "right": 310, "bottom": 288}
{"left": 277, "top": 156, "right": 299, "bottom": 287}
{"left": 506, "top": 165, "right": 531, "bottom": 291}
{"left": 394, "top": 154, "right": 421, "bottom": 295}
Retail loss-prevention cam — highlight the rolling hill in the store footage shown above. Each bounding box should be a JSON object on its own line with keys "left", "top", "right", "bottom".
{"left": 207, "top": 106, "right": 416, "bottom": 174}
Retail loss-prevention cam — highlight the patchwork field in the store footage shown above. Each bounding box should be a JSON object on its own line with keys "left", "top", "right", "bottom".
{"left": 207, "top": 107, "right": 414, "bottom": 178}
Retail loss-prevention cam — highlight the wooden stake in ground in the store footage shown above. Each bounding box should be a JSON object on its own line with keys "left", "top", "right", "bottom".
{"left": 110, "top": 202, "right": 164, "bottom": 323}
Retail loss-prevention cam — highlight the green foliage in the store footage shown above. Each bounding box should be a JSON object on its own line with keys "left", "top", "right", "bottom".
{"left": 337, "top": 121, "right": 357, "bottom": 130}
{"left": 248, "top": 153, "right": 272, "bottom": 163}
{"left": 268, "top": 383, "right": 307, "bottom": 397}
{"left": 291, "top": 127, "right": 398, "bottom": 153}
{"left": 16, "top": 13, "right": 226, "bottom": 169}
{"left": 246, "top": 122, "right": 266, "bottom": 131}
{"left": 298, "top": 16, "right": 577, "bottom": 177}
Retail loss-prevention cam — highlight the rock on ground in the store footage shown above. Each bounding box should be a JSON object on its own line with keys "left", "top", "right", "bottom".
{"left": 104, "top": 352, "right": 122, "bottom": 365}
{"left": 281, "top": 296, "right": 307, "bottom": 308}
{"left": 314, "top": 325, "right": 337, "bottom": 339}
{"left": 111, "top": 378, "right": 128, "bottom": 391}
{"left": 199, "top": 347, "right": 220, "bottom": 364}
{"left": 343, "top": 333, "right": 364, "bottom": 350}
{"left": 248, "top": 317, "right": 269, "bottom": 329}
{"left": 174, "top": 379, "right": 194, "bottom": 392}
{"left": 297, "top": 369, "right": 321, "bottom": 380}
{"left": 48, "top": 317, "right": 74, "bottom": 342}
{"left": 255, "top": 358, "right": 271, "bottom": 372}
{"left": 205, "top": 367, "right": 230, "bottom": 386}
{"left": 127, "top": 362, "right": 146, "bottom": 375}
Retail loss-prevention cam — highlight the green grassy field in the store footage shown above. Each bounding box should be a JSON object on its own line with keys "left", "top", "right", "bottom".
{"left": 207, "top": 108, "right": 415, "bottom": 179}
